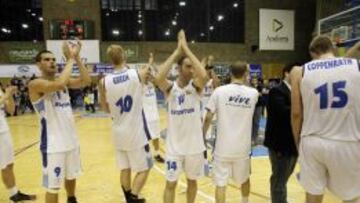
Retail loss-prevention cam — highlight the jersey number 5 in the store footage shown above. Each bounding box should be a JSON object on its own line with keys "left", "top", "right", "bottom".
{"left": 314, "top": 81, "right": 348, "bottom": 109}
{"left": 116, "top": 95, "right": 133, "bottom": 114}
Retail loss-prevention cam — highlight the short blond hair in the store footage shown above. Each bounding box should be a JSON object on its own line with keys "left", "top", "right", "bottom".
{"left": 230, "top": 61, "right": 248, "bottom": 78}
{"left": 309, "top": 35, "right": 334, "bottom": 55}
{"left": 107, "top": 44, "right": 126, "bottom": 65}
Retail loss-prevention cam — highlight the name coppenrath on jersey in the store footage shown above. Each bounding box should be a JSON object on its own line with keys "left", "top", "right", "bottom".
{"left": 301, "top": 58, "right": 360, "bottom": 141}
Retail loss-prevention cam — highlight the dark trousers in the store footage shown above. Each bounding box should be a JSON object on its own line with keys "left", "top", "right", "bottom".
{"left": 269, "top": 149, "right": 297, "bottom": 203}
{"left": 85, "top": 104, "right": 95, "bottom": 113}
{"left": 252, "top": 106, "right": 263, "bottom": 142}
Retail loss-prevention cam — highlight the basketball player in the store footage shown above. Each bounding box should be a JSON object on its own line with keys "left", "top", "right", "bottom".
{"left": 29, "top": 41, "right": 91, "bottom": 203}
{"left": 291, "top": 36, "right": 360, "bottom": 203}
{"left": 143, "top": 53, "right": 165, "bottom": 163}
{"left": 203, "top": 61, "right": 258, "bottom": 203}
{"left": 99, "top": 45, "right": 153, "bottom": 203}
{"left": 155, "top": 30, "right": 208, "bottom": 203}
{"left": 201, "top": 55, "right": 220, "bottom": 113}
{"left": 0, "top": 86, "right": 36, "bottom": 202}
{"left": 201, "top": 56, "right": 220, "bottom": 142}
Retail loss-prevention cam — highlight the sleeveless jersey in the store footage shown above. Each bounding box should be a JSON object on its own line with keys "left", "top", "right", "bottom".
{"left": 301, "top": 57, "right": 360, "bottom": 141}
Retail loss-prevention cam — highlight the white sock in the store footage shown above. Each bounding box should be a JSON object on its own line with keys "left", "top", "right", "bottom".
{"left": 241, "top": 197, "right": 249, "bottom": 203}
{"left": 9, "top": 187, "right": 18, "bottom": 197}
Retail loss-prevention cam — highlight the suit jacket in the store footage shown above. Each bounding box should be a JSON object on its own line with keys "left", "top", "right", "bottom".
{"left": 264, "top": 81, "right": 298, "bottom": 156}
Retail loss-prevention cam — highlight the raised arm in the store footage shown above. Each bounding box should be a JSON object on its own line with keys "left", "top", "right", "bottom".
{"left": 29, "top": 42, "right": 75, "bottom": 101}
{"left": 290, "top": 66, "right": 303, "bottom": 149}
{"left": 180, "top": 30, "right": 208, "bottom": 91}
{"left": 68, "top": 40, "right": 92, "bottom": 89}
{"left": 154, "top": 32, "right": 183, "bottom": 93}
{"left": 345, "top": 41, "right": 360, "bottom": 58}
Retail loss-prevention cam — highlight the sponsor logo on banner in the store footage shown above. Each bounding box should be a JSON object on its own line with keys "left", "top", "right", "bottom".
{"left": 259, "top": 9, "right": 294, "bottom": 50}
{"left": 249, "top": 64, "right": 262, "bottom": 79}
{"left": 0, "top": 65, "right": 40, "bottom": 77}
{"left": 9, "top": 49, "right": 39, "bottom": 63}
{"left": 17, "top": 65, "right": 31, "bottom": 73}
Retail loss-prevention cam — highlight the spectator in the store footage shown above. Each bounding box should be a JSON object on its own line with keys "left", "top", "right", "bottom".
{"left": 264, "top": 63, "right": 299, "bottom": 203}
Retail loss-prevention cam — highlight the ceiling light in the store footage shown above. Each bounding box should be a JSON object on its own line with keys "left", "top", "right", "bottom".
{"left": 233, "top": 2, "right": 238, "bottom": 8}
{"left": 165, "top": 30, "right": 170, "bottom": 36}
{"left": 217, "top": 15, "right": 224, "bottom": 21}
{"left": 172, "top": 20, "right": 177, "bottom": 26}
{"left": 138, "top": 30, "right": 143, "bottom": 36}
{"left": 38, "top": 17, "right": 43, "bottom": 21}
{"left": 209, "top": 26, "right": 214, "bottom": 31}
{"left": 179, "top": 1, "right": 186, "bottom": 6}
{"left": 22, "top": 24, "right": 29, "bottom": 29}
{"left": 112, "top": 29, "right": 120, "bottom": 36}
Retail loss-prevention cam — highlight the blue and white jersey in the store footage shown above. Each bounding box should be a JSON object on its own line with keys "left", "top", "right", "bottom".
{"left": 0, "top": 89, "right": 10, "bottom": 133}
{"left": 32, "top": 88, "right": 79, "bottom": 153}
{"left": 143, "top": 82, "right": 160, "bottom": 122}
{"left": 166, "top": 81, "right": 205, "bottom": 155}
{"left": 104, "top": 68, "right": 148, "bottom": 151}
{"left": 301, "top": 57, "right": 360, "bottom": 141}
{"left": 201, "top": 79, "right": 214, "bottom": 110}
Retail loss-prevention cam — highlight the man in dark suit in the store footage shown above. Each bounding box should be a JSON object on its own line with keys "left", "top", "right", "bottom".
{"left": 264, "top": 63, "right": 299, "bottom": 203}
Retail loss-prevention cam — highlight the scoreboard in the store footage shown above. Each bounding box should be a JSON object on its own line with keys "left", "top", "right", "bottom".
{"left": 49, "top": 20, "right": 94, "bottom": 40}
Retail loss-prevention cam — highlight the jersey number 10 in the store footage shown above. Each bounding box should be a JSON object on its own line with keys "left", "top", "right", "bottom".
{"left": 314, "top": 81, "right": 348, "bottom": 109}
{"left": 116, "top": 95, "right": 133, "bottom": 114}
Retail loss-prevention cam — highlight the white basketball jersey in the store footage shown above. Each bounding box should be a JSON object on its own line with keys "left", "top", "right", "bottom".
{"left": 143, "top": 82, "right": 160, "bottom": 122}
{"left": 201, "top": 79, "right": 214, "bottom": 112}
{"left": 104, "top": 68, "right": 148, "bottom": 150}
{"left": 0, "top": 90, "right": 10, "bottom": 133}
{"left": 32, "top": 88, "right": 79, "bottom": 153}
{"left": 166, "top": 81, "right": 206, "bottom": 155}
{"left": 206, "top": 84, "right": 259, "bottom": 160}
{"left": 301, "top": 57, "right": 360, "bottom": 141}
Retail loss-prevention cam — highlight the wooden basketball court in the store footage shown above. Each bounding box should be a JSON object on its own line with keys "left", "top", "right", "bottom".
{"left": 0, "top": 109, "right": 340, "bottom": 203}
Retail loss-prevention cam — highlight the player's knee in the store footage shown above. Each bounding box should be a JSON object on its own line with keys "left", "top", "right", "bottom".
{"left": 186, "top": 179, "right": 197, "bottom": 189}
{"left": 165, "top": 181, "right": 177, "bottom": 190}
{"left": 46, "top": 188, "right": 60, "bottom": 194}
{"left": 137, "top": 169, "right": 150, "bottom": 176}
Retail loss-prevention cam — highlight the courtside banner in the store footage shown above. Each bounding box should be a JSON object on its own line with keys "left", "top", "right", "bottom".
{"left": 0, "top": 64, "right": 40, "bottom": 77}
{"left": 249, "top": 64, "right": 262, "bottom": 79}
{"left": 259, "top": 9, "right": 295, "bottom": 50}
{"left": 46, "top": 40, "right": 100, "bottom": 63}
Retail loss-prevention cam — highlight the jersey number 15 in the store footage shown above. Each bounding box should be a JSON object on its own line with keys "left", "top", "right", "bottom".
{"left": 314, "top": 81, "right": 348, "bottom": 109}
